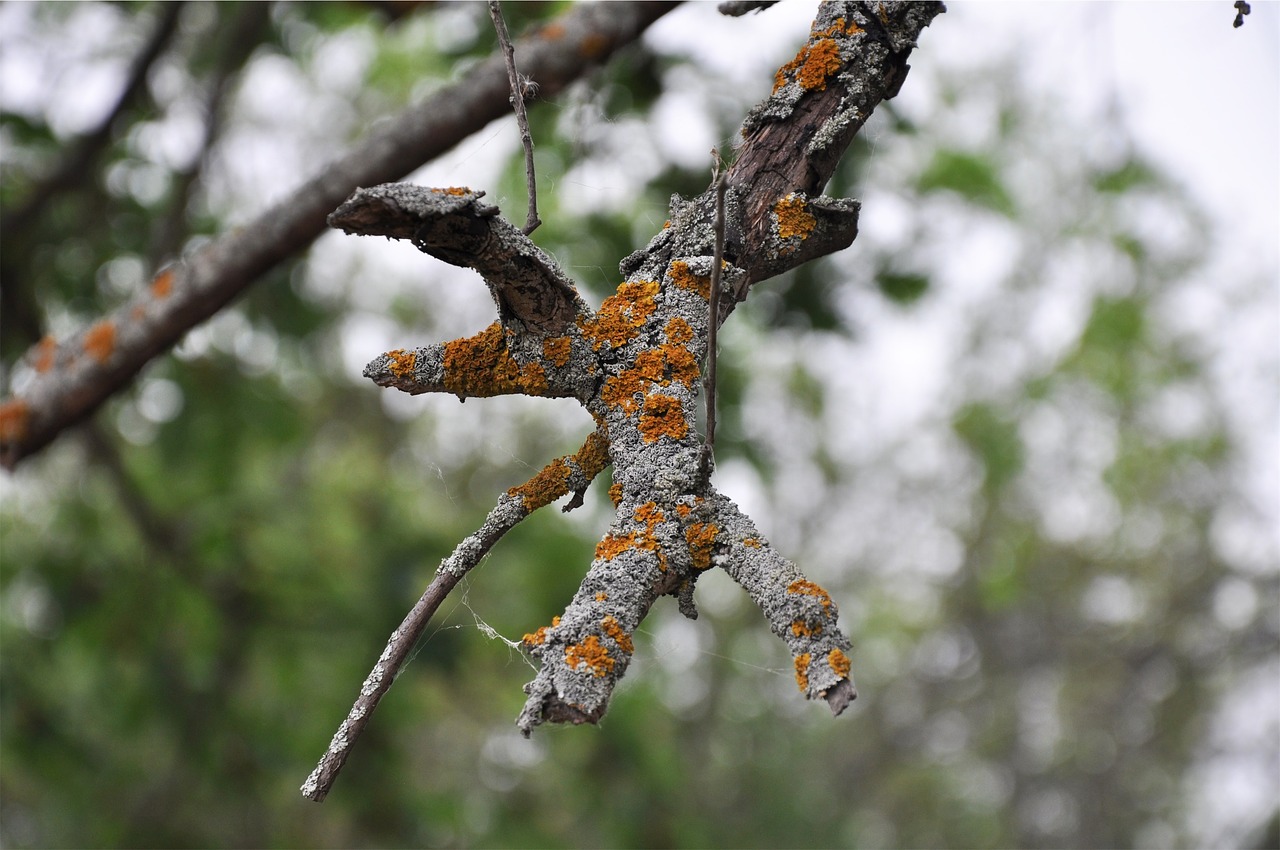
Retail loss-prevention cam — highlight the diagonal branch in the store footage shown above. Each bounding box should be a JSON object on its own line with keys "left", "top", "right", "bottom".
{"left": 302, "top": 429, "right": 611, "bottom": 802}
{"left": 0, "top": 1, "right": 681, "bottom": 471}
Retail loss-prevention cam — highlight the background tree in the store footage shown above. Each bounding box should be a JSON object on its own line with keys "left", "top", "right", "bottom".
{"left": 1, "top": 2, "right": 1276, "bottom": 848}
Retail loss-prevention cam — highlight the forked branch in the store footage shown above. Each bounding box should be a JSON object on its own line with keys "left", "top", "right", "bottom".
{"left": 304, "top": 0, "right": 942, "bottom": 801}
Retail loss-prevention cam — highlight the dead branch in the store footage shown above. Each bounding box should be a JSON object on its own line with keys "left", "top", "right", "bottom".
{"left": 305, "top": 1, "right": 943, "bottom": 798}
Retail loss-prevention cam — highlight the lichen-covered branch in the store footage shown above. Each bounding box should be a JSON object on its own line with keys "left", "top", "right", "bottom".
{"left": 0, "top": 1, "right": 680, "bottom": 471}
{"left": 305, "top": 0, "right": 942, "bottom": 798}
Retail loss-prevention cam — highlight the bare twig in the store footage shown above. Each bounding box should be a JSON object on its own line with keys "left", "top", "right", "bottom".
{"left": 489, "top": 1, "right": 541, "bottom": 235}
{"left": 700, "top": 153, "right": 728, "bottom": 485}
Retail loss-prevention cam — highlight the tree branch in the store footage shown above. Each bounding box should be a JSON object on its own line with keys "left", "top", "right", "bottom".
{"left": 328, "top": 183, "right": 584, "bottom": 333}
{"left": 307, "top": 0, "right": 941, "bottom": 789}
{"left": 302, "top": 429, "right": 611, "bottom": 801}
{"left": 0, "top": 1, "right": 681, "bottom": 471}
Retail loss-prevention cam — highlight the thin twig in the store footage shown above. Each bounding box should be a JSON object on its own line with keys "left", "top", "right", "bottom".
{"left": 489, "top": 0, "right": 541, "bottom": 235}
{"left": 302, "top": 432, "right": 609, "bottom": 801}
{"left": 700, "top": 153, "right": 728, "bottom": 485}
{"left": 301, "top": 563, "right": 466, "bottom": 802}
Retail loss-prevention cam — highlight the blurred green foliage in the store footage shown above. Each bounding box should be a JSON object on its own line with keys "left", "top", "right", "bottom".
{"left": 1, "top": 4, "right": 1275, "bottom": 849}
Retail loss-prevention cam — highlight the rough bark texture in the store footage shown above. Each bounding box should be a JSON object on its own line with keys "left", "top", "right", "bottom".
{"left": 0, "top": 1, "right": 680, "bottom": 470}
{"left": 304, "top": 0, "right": 943, "bottom": 800}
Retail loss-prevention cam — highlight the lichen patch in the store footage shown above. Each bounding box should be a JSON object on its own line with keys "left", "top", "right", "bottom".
{"left": 565, "top": 635, "right": 614, "bottom": 676}
{"left": 0, "top": 399, "right": 30, "bottom": 443}
{"left": 828, "top": 647, "right": 852, "bottom": 679}
{"left": 684, "top": 522, "right": 719, "bottom": 570}
{"left": 33, "top": 337, "right": 57, "bottom": 373}
{"left": 543, "top": 335, "right": 572, "bottom": 367}
{"left": 774, "top": 194, "right": 817, "bottom": 255}
{"left": 794, "top": 652, "right": 813, "bottom": 691}
{"left": 442, "top": 322, "right": 549, "bottom": 398}
{"left": 386, "top": 349, "right": 416, "bottom": 378}
{"left": 667, "top": 260, "right": 710, "bottom": 300}
{"left": 579, "top": 279, "right": 659, "bottom": 351}
{"left": 786, "top": 578, "right": 833, "bottom": 609}
{"left": 638, "top": 392, "right": 688, "bottom": 444}
{"left": 83, "top": 321, "right": 116, "bottom": 364}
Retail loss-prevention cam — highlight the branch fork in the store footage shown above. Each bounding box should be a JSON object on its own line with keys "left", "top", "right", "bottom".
{"left": 304, "top": 0, "right": 943, "bottom": 801}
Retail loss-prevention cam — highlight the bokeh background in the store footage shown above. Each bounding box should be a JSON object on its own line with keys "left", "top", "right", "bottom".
{"left": 2, "top": 2, "right": 1276, "bottom": 847}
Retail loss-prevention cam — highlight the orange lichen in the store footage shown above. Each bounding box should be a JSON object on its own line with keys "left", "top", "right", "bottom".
{"left": 661, "top": 343, "right": 699, "bottom": 386}
{"left": 794, "top": 653, "right": 812, "bottom": 691}
{"left": 634, "top": 501, "right": 665, "bottom": 528}
{"left": 386, "top": 348, "right": 416, "bottom": 378}
{"left": 543, "top": 336, "right": 572, "bottom": 367}
{"left": 565, "top": 635, "right": 614, "bottom": 676}
{"left": 508, "top": 458, "right": 571, "bottom": 511}
{"left": 638, "top": 393, "right": 687, "bottom": 444}
{"left": 442, "top": 322, "right": 549, "bottom": 398}
{"left": 33, "top": 336, "right": 57, "bottom": 373}
{"left": 685, "top": 522, "right": 719, "bottom": 570}
{"left": 791, "top": 619, "right": 823, "bottom": 638}
{"left": 743, "top": 537, "right": 762, "bottom": 549}
{"left": 667, "top": 260, "right": 709, "bottom": 300}
{"left": 595, "top": 591, "right": 608, "bottom": 603}
{"left": 828, "top": 648, "right": 852, "bottom": 679}
{"left": 507, "top": 431, "right": 609, "bottom": 511}
{"left": 0, "top": 399, "right": 30, "bottom": 443}
{"left": 675, "top": 503, "right": 692, "bottom": 518}
{"left": 774, "top": 194, "right": 817, "bottom": 251}
{"left": 664, "top": 317, "right": 694, "bottom": 345}
{"left": 608, "top": 481, "right": 623, "bottom": 507}
{"left": 601, "top": 369, "right": 645, "bottom": 416}
{"left": 83, "top": 321, "right": 116, "bottom": 364}
{"left": 602, "top": 340, "right": 699, "bottom": 418}
{"left": 601, "top": 615, "right": 634, "bottom": 654}
{"left": 150, "top": 268, "right": 174, "bottom": 299}
{"left": 814, "top": 17, "right": 863, "bottom": 38}
{"left": 543, "top": 22, "right": 565, "bottom": 40}
{"left": 787, "top": 579, "right": 833, "bottom": 609}
{"left": 433, "top": 186, "right": 471, "bottom": 196}
{"left": 579, "top": 279, "right": 659, "bottom": 351}
{"left": 774, "top": 37, "right": 843, "bottom": 93}
{"left": 579, "top": 33, "right": 610, "bottom": 60}
{"left": 577, "top": 430, "right": 611, "bottom": 479}
{"left": 596, "top": 532, "right": 638, "bottom": 561}
{"left": 522, "top": 615, "right": 562, "bottom": 648}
